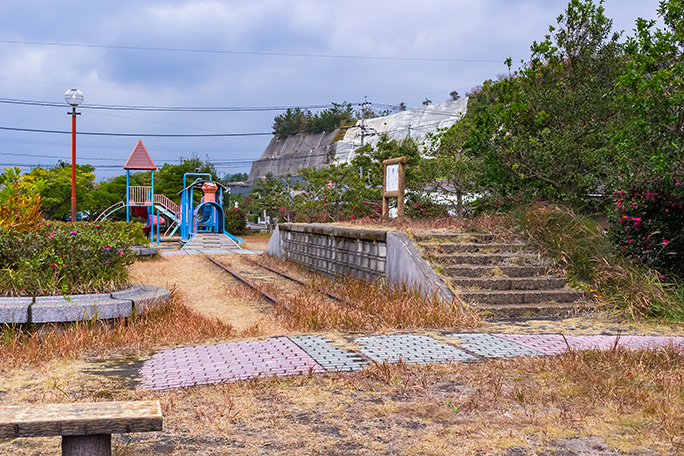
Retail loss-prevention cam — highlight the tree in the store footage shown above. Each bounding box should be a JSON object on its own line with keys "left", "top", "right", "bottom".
{"left": 449, "top": 90, "right": 460, "bottom": 101}
{"left": 424, "top": 126, "right": 482, "bottom": 217}
{"left": 296, "top": 164, "right": 366, "bottom": 222}
{"left": 248, "top": 174, "right": 289, "bottom": 231}
{"left": 614, "top": 0, "right": 684, "bottom": 181}
{"left": 469, "top": 0, "right": 624, "bottom": 211}
{"left": 21, "top": 162, "right": 97, "bottom": 220}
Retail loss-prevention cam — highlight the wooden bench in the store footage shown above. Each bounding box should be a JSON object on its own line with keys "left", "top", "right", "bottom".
{"left": 0, "top": 400, "right": 163, "bottom": 456}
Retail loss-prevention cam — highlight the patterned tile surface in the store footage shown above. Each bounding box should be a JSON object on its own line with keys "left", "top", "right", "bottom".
{"left": 140, "top": 337, "right": 323, "bottom": 391}
{"left": 140, "top": 333, "right": 684, "bottom": 391}
{"left": 289, "top": 335, "right": 367, "bottom": 372}
{"left": 447, "top": 333, "right": 543, "bottom": 358}
{"left": 356, "top": 335, "right": 477, "bottom": 364}
{"left": 494, "top": 334, "right": 570, "bottom": 355}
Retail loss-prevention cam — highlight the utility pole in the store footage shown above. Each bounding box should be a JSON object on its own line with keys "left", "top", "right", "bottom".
{"left": 358, "top": 96, "right": 372, "bottom": 179}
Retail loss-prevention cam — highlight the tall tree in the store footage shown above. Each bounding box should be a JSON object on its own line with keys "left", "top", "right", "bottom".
{"left": 472, "top": 0, "right": 624, "bottom": 211}
{"left": 615, "top": 0, "right": 684, "bottom": 180}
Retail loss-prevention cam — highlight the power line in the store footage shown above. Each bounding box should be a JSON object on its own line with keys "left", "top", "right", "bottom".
{"left": 0, "top": 97, "right": 338, "bottom": 112}
{"left": 0, "top": 126, "right": 271, "bottom": 137}
{"left": 0, "top": 39, "right": 503, "bottom": 64}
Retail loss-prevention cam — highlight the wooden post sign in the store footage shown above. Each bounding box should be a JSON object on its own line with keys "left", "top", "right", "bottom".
{"left": 382, "top": 156, "right": 407, "bottom": 221}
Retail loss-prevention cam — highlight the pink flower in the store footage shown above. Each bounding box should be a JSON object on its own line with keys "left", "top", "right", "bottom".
{"left": 50, "top": 264, "right": 56, "bottom": 268}
{"left": 47, "top": 232, "right": 55, "bottom": 238}
{"left": 104, "top": 245, "right": 111, "bottom": 250}
{"left": 70, "top": 231, "right": 77, "bottom": 235}
{"left": 663, "top": 239, "right": 670, "bottom": 246}
{"left": 118, "top": 250, "right": 123, "bottom": 255}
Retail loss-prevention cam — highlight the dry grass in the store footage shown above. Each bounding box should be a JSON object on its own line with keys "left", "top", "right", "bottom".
{"left": 347, "top": 213, "right": 517, "bottom": 240}
{"left": 1, "top": 346, "right": 682, "bottom": 455}
{"left": 0, "top": 293, "right": 233, "bottom": 371}
{"left": 255, "top": 255, "right": 481, "bottom": 332}
{"left": 129, "top": 255, "right": 287, "bottom": 335}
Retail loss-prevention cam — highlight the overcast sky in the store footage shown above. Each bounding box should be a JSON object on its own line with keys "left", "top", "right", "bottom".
{"left": 0, "top": 0, "right": 662, "bottom": 181}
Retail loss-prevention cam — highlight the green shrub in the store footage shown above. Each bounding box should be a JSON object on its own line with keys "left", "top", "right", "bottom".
{"left": 224, "top": 207, "right": 247, "bottom": 235}
{"left": 610, "top": 176, "right": 684, "bottom": 280}
{"left": 0, "top": 221, "right": 146, "bottom": 297}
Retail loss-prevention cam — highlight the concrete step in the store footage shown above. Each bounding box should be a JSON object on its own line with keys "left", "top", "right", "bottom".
{"left": 433, "top": 253, "right": 542, "bottom": 266}
{"left": 444, "top": 265, "right": 548, "bottom": 278}
{"left": 183, "top": 233, "right": 240, "bottom": 250}
{"left": 419, "top": 243, "right": 527, "bottom": 255}
{"left": 449, "top": 276, "right": 568, "bottom": 291}
{"left": 413, "top": 232, "right": 496, "bottom": 244}
{"left": 460, "top": 288, "right": 583, "bottom": 306}
{"left": 470, "top": 301, "right": 591, "bottom": 319}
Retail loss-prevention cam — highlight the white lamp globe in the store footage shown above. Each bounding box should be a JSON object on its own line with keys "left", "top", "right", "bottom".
{"left": 64, "top": 88, "right": 84, "bottom": 107}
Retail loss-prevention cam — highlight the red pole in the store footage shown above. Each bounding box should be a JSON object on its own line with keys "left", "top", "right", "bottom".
{"left": 71, "top": 108, "right": 77, "bottom": 223}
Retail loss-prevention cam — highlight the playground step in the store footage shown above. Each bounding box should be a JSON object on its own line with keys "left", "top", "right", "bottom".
{"left": 183, "top": 233, "right": 240, "bottom": 250}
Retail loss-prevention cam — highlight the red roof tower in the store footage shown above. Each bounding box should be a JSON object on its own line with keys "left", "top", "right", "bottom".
{"left": 124, "top": 139, "right": 157, "bottom": 170}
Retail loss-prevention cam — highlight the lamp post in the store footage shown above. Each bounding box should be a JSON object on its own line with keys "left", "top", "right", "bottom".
{"left": 65, "top": 88, "right": 83, "bottom": 223}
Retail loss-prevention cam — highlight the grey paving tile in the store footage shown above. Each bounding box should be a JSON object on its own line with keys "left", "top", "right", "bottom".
{"left": 288, "top": 335, "right": 366, "bottom": 372}
{"left": 356, "top": 335, "right": 476, "bottom": 364}
{"left": 446, "top": 333, "right": 543, "bottom": 358}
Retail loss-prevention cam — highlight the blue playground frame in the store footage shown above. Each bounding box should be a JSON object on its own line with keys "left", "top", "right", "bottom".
{"left": 179, "top": 173, "right": 243, "bottom": 248}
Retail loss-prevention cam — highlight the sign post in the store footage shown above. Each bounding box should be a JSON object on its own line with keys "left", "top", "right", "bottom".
{"left": 382, "top": 156, "right": 407, "bottom": 221}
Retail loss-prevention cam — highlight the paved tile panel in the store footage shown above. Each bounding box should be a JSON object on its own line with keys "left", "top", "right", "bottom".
{"left": 288, "top": 335, "right": 367, "bottom": 372}
{"left": 494, "top": 334, "right": 570, "bottom": 355}
{"left": 566, "top": 335, "right": 684, "bottom": 351}
{"left": 446, "top": 333, "right": 543, "bottom": 358}
{"left": 356, "top": 335, "right": 477, "bottom": 364}
{"left": 140, "top": 337, "right": 324, "bottom": 390}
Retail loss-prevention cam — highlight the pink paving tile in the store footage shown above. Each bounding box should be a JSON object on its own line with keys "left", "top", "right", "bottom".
{"left": 141, "top": 337, "right": 324, "bottom": 391}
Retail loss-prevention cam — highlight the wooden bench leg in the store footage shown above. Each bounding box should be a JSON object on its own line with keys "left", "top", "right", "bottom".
{"left": 62, "top": 434, "right": 111, "bottom": 456}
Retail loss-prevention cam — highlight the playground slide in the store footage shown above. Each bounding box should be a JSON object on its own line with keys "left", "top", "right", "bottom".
{"left": 131, "top": 206, "right": 165, "bottom": 234}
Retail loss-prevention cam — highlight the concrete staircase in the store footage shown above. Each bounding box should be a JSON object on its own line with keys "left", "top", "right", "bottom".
{"left": 413, "top": 232, "right": 585, "bottom": 318}
{"left": 182, "top": 232, "right": 240, "bottom": 251}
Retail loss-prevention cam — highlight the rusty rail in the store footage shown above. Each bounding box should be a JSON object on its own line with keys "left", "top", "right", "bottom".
{"left": 205, "top": 256, "right": 290, "bottom": 312}
{"left": 244, "top": 258, "right": 347, "bottom": 304}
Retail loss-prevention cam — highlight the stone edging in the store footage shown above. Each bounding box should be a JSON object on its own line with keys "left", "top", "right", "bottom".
{"left": 0, "top": 285, "right": 171, "bottom": 325}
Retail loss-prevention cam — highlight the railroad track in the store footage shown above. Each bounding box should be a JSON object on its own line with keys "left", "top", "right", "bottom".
{"left": 205, "top": 256, "right": 347, "bottom": 313}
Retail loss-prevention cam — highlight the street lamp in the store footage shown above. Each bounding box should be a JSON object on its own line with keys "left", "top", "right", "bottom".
{"left": 65, "top": 88, "right": 83, "bottom": 223}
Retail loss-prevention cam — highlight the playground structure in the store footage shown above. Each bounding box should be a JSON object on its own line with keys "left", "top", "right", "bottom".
{"left": 96, "top": 140, "right": 243, "bottom": 249}
{"left": 178, "top": 173, "right": 242, "bottom": 249}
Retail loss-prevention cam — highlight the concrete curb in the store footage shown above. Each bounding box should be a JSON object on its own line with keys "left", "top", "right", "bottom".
{"left": 0, "top": 285, "right": 171, "bottom": 325}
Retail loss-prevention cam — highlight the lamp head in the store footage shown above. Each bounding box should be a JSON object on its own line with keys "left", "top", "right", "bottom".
{"left": 64, "top": 88, "right": 84, "bottom": 107}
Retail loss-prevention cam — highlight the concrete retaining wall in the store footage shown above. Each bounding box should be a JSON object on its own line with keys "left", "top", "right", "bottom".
{"left": 266, "top": 224, "right": 454, "bottom": 302}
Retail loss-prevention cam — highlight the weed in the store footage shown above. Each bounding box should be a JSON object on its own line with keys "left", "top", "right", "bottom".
{"left": 0, "top": 292, "right": 234, "bottom": 369}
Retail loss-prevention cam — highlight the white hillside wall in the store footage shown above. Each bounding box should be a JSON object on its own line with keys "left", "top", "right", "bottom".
{"left": 335, "top": 97, "right": 468, "bottom": 163}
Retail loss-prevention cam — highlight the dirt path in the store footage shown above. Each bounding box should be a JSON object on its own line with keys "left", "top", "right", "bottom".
{"left": 129, "top": 254, "right": 289, "bottom": 336}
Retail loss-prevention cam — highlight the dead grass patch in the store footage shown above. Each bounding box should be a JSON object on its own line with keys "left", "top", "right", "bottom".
{"left": 0, "top": 293, "right": 233, "bottom": 371}
{"left": 129, "top": 255, "right": 287, "bottom": 335}
{"left": 2, "top": 346, "right": 681, "bottom": 455}
{"left": 254, "top": 255, "right": 480, "bottom": 332}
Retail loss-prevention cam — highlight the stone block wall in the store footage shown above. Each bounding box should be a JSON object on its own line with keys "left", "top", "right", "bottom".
{"left": 277, "top": 224, "right": 387, "bottom": 282}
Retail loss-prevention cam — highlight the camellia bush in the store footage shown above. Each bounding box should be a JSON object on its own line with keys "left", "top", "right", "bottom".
{"left": 0, "top": 221, "right": 147, "bottom": 297}
{"left": 610, "top": 176, "right": 684, "bottom": 280}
